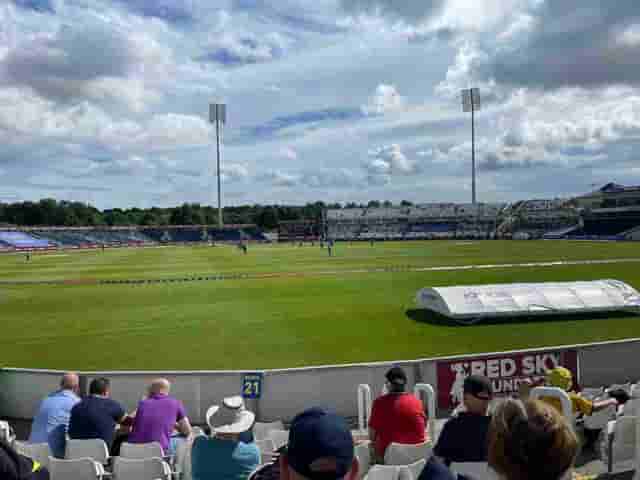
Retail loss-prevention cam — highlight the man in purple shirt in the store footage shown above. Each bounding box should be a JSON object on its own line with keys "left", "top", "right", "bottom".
{"left": 129, "top": 378, "right": 192, "bottom": 455}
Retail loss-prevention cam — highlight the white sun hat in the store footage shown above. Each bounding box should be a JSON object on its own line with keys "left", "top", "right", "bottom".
{"left": 206, "top": 395, "right": 255, "bottom": 435}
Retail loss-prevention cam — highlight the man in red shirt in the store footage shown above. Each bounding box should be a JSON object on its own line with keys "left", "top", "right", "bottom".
{"left": 368, "top": 367, "right": 427, "bottom": 461}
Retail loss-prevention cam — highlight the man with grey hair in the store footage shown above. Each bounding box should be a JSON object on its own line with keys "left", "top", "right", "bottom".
{"left": 29, "top": 373, "right": 81, "bottom": 458}
{"left": 129, "top": 378, "right": 192, "bottom": 455}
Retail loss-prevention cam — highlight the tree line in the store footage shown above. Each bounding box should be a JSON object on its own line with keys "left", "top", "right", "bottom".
{"left": 0, "top": 199, "right": 415, "bottom": 230}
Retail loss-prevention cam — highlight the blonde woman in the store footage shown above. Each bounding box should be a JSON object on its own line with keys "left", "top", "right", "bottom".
{"left": 488, "top": 399, "right": 578, "bottom": 480}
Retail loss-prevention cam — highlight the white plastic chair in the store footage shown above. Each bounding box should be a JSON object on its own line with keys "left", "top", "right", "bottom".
{"left": 49, "top": 456, "right": 105, "bottom": 480}
{"left": 14, "top": 441, "right": 51, "bottom": 469}
{"left": 112, "top": 456, "right": 172, "bottom": 480}
{"left": 65, "top": 438, "right": 110, "bottom": 464}
{"left": 364, "top": 465, "right": 401, "bottom": 480}
{"left": 530, "top": 387, "right": 573, "bottom": 426}
{"left": 384, "top": 442, "right": 432, "bottom": 466}
{"left": 254, "top": 421, "right": 285, "bottom": 441}
{"left": 268, "top": 429, "right": 289, "bottom": 450}
{"left": 120, "top": 441, "right": 165, "bottom": 459}
{"left": 358, "top": 384, "right": 373, "bottom": 432}
{"left": 413, "top": 384, "right": 437, "bottom": 439}
{"left": 256, "top": 438, "right": 276, "bottom": 465}
{"left": 399, "top": 459, "right": 426, "bottom": 480}
{"left": 450, "top": 462, "right": 498, "bottom": 480}
{"left": 354, "top": 441, "right": 372, "bottom": 480}
{"left": 607, "top": 415, "right": 636, "bottom": 472}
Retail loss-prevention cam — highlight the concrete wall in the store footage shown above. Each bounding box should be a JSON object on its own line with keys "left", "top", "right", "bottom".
{"left": 2, "top": 338, "right": 638, "bottom": 424}
{"left": 579, "top": 340, "right": 640, "bottom": 387}
{"left": 0, "top": 369, "right": 65, "bottom": 420}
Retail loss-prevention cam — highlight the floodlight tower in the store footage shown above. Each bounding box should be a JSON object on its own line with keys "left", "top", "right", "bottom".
{"left": 209, "top": 103, "right": 226, "bottom": 228}
{"left": 461, "top": 88, "right": 481, "bottom": 205}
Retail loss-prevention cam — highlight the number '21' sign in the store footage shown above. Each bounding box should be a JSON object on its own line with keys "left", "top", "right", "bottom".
{"left": 242, "top": 373, "right": 263, "bottom": 399}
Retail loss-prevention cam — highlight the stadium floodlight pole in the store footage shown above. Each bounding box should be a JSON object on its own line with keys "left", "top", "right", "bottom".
{"left": 209, "top": 103, "right": 226, "bottom": 228}
{"left": 461, "top": 88, "right": 481, "bottom": 205}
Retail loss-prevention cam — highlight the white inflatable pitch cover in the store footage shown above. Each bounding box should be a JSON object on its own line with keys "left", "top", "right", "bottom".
{"left": 416, "top": 279, "right": 640, "bottom": 325}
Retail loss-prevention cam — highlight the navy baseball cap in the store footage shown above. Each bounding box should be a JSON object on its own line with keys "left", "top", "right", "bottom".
{"left": 287, "top": 407, "right": 355, "bottom": 480}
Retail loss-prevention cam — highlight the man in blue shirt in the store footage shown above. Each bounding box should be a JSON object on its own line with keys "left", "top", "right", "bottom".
{"left": 29, "top": 373, "right": 81, "bottom": 458}
{"left": 68, "top": 378, "right": 129, "bottom": 451}
{"left": 192, "top": 396, "right": 259, "bottom": 480}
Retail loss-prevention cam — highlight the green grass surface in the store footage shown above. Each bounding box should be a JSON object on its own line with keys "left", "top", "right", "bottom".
{"left": 1, "top": 241, "right": 640, "bottom": 370}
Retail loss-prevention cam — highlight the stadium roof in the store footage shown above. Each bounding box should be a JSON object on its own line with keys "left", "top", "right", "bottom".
{"left": 583, "top": 183, "right": 640, "bottom": 196}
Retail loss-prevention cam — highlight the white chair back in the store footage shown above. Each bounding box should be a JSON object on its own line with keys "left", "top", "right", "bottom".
{"left": 384, "top": 442, "right": 432, "bottom": 466}
{"left": 14, "top": 441, "right": 50, "bottom": 468}
{"left": 610, "top": 415, "right": 637, "bottom": 472}
{"left": 254, "top": 421, "right": 285, "bottom": 441}
{"left": 268, "top": 429, "right": 289, "bottom": 450}
{"left": 399, "top": 459, "right": 426, "bottom": 480}
{"left": 354, "top": 441, "right": 372, "bottom": 480}
{"left": 530, "top": 387, "right": 573, "bottom": 423}
{"left": 256, "top": 438, "right": 276, "bottom": 465}
{"left": 112, "top": 456, "right": 172, "bottom": 480}
{"left": 413, "top": 384, "right": 436, "bottom": 438}
{"left": 358, "top": 384, "right": 373, "bottom": 432}
{"left": 120, "top": 441, "right": 164, "bottom": 459}
{"left": 49, "top": 456, "right": 105, "bottom": 480}
{"left": 65, "top": 438, "right": 110, "bottom": 464}
{"left": 0, "top": 420, "right": 15, "bottom": 444}
{"left": 365, "top": 465, "right": 400, "bottom": 480}
{"left": 450, "top": 462, "right": 498, "bottom": 480}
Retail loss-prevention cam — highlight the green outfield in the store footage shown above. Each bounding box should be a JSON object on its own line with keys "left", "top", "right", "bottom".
{"left": 1, "top": 240, "right": 640, "bottom": 371}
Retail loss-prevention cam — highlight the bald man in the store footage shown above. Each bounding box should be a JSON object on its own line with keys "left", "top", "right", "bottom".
{"left": 129, "top": 379, "right": 192, "bottom": 455}
{"left": 29, "top": 373, "right": 81, "bottom": 458}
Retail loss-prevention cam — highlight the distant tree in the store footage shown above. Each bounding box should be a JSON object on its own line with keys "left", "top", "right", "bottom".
{"left": 382, "top": 200, "right": 393, "bottom": 207}
{"left": 400, "top": 200, "right": 413, "bottom": 206}
{"left": 367, "top": 200, "right": 381, "bottom": 208}
{"left": 256, "top": 206, "right": 279, "bottom": 230}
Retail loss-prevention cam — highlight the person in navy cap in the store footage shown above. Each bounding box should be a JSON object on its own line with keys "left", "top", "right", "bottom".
{"left": 279, "top": 407, "right": 359, "bottom": 480}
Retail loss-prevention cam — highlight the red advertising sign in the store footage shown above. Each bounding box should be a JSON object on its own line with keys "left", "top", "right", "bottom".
{"left": 437, "top": 349, "right": 578, "bottom": 409}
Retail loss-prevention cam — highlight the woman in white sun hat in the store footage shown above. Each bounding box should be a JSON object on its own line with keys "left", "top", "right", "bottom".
{"left": 191, "top": 395, "right": 260, "bottom": 480}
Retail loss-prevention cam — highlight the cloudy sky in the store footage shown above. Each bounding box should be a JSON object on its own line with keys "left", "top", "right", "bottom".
{"left": 1, "top": 0, "right": 640, "bottom": 208}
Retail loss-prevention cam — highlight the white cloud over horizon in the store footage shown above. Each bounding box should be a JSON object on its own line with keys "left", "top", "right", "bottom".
{"left": 1, "top": 0, "right": 640, "bottom": 208}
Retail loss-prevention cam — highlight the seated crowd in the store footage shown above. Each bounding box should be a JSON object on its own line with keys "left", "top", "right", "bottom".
{"left": 2, "top": 365, "right": 627, "bottom": 480}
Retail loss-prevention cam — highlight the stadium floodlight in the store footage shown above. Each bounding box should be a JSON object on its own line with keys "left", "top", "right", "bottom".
{"left": 461, "top": 88, "right": 481, "bottom": 205}
{"left": 209, "top": 103, "right": 227, "bottom": 228}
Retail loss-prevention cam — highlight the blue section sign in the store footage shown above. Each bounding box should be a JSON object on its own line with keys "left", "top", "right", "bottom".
{"left": 242, "top": 373, "right": 263, "bottom": 399}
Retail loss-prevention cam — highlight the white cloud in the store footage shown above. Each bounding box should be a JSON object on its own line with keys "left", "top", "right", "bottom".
{"left": 364, "top": 144, "right": 418, "bottom": 184}
{"left": 262, "top": 170, "right": 300, "bottom": 187}
{"left": 617, "top": 24, "right": 640, "bottom": 48}
{"left": 281, "top": 147, "right": 298, "bottom": 161}
{"left": 340, "top": 0, "right": 445, "bottom": 23}
{"left": 361, "top": 84, "right": 405, "bottom": 115}
{"left": 204, "top": 31, "right": 290, "bottom": 65}
{"left": 221, "top": 163, "right": 249, "bottom": 183}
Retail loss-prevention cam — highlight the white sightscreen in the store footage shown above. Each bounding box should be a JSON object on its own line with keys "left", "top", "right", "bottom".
{"left": 416, "top": 280, "right": 640, "bottom": 320}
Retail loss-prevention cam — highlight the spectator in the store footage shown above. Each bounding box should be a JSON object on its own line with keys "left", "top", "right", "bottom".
{"left": 434, "top": 375, "right": 492, "bottom": 465}
{"left": 0, "top": 439, "right": 50, "bottom": 480}
{"left": 279, "top": 407, "right": 358, "bottom": 480}
{"left": 129, "top": 378, "right": 192, "bottom": 455}
{"left": 523, "top": 367, "right": 618, "bottom": 416}
{"left": 369, "top": 367, "right": 426, "bottom": 461}
{"left": 191, "top": 396, "right": 259, "bottom": 480}
{"left": 488, "top": 398, "right": 577, "bottom": 480}
{"left": 29, "top": 372, "right": 80, "bottom": 458}
{"left": 68, "top": 378, "right": 130, "bottom": 452}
